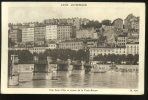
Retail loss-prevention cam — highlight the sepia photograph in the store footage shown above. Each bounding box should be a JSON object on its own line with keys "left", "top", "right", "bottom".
{"left": 1, "top": 2, "right": 145, "bottom": 94}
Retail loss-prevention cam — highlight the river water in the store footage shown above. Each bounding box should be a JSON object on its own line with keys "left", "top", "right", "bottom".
{"left": 9, "top": 70, "right": 138, "bottom": 89}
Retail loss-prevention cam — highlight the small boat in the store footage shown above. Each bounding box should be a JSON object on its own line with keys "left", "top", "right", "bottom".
{"left": 93, "top": 64, "right": 107, "bottom": 73}
{"left": 109, "top": 64, "right": 117, "bottom": 69}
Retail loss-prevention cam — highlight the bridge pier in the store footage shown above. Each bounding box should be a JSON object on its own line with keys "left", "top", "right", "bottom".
{"left": 73, "top": 60, "right": 85, "bottom": 75}
{"left": 8, "top": 55, "right": 19, "bottom": 86}
{"left": 32, "top": 56, "right": 58, "bottom": 80}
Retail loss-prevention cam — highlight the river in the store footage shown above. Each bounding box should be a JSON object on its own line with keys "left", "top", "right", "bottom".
{"left": 8, "top": 70, "right": 138, "bottom": 88}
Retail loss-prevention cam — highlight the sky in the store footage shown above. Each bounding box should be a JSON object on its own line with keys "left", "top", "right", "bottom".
{"left": 8, "top": 6, "right": 140, "bottom": 24}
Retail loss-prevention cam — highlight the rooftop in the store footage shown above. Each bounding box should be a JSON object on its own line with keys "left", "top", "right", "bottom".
{"left": 60, "top": 40, "right": 84, "bottom": 43}
{"left": 118, "top": 34, "right": 127, "bottom": 37}
{"left": 126, "top": 42, "right": 139, "bottom": 44}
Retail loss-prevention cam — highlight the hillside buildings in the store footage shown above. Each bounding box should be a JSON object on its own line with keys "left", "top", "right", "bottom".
{"left": 124, "top": 14, "right": 139, "bottom": 30}
{"left": 8, "top": 14, "right": 140, "bottom": 61}
{"left": 76, "top": 27, "right": 94, "bottom": 39}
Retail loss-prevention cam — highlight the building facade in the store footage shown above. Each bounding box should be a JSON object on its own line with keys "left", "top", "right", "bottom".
{"left": 67, "top": 18, "right": 74, "bottom": 25}
{"left": 89, "top": 47, "right": 115, "bottom": 60}
{"left": 44, "top": 19, "right": 53, "bottom": 25}
{"left": 131, "top": 20, "right": 139, "bottom": 30}
{"left": 59, "top": 40, "right": 86, "bottom": 51}
{"left": 126, "top": 42, "right": 139, "bottom": 55}
{"left": 22, "top": 27, "right": 34, "bottom": 42}
{"left": 86, "top": 40, "right": 98, "bottom": 48}
{"left": 73, "top": 18, "right": 81, "bottom": 30}
{"left": 117, "top": 34, "right": 127, "bottom": 46}
{"left": 57, "top": 25, "right": 72, "bottom": 41}
{"left": 114, "top": 47, "right": 126, "bottom": 55}
{"left": 34, "top": 27, "right": 46, "bottom": 42}
{"left": 48, "top": 43, "right": 57, "bottom": 49}
{"left": 9, "top": 29, "right": 22, "bottom": 43}
{"left": 46, "top": 25, "right": 57, "bottom": 40}
{"left": 124, "top": 14, "right": 135, "bottom": 29}
{"left": 92, "top": 32, "right": 98, "bottom": 39}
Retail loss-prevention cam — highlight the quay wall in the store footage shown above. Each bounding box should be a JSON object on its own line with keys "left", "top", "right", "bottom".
{"left": 116, "top": 65, "right": 138, "bottom": 68}
{"left": 91, "top": 64, "right": 139, "bottom": 70}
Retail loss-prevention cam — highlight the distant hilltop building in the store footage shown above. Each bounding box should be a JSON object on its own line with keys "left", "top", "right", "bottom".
{"left": 112, "top": 18, "right": 123, "bottom": 29}
{"left": 124, "top": 14, "right": 139, "bottom": 30}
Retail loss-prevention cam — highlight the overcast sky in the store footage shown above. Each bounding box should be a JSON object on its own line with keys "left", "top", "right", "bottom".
{"left": 8, "top": 6, "right": 140, "bottom": 24}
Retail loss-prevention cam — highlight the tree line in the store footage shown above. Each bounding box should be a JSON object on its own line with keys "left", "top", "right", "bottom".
{"left": 81, "top": 20, "right": 112, "bottom": 29}
{"left": 8, "top": 49, "right": 139, "bottom": 65}
{"left": 93, "top": 54, "right": 139, "bottom": 65}
{"left": 8, "top": 49, "right": 90, "bottom": 63}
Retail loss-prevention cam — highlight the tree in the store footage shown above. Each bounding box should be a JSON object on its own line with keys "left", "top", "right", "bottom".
{"left": 81, "top": 20, "right": 102, "bottom": 28}
{"left": 18, "top": 50, "right": 33, "bottom": 63}
{"left": 133, "top": 54, "right": 139, "bottom": 64}
{"left": 126, "top": 54, "right": 134, "bottom": 64}
{"left": 102, "top": 54, "right": 107, "bottom": 63}
{"left": 106, "top": 54, "right": 112, "bottom": 61}
{"left": 93, "top": 54, "right": 103, "bottom": 61}
{"left": 76, "top": 49, "right": 86, "bottom": 61}
{"left": 110, "top": 54, "right": 116, "bottom": 62}
{"left": 101, "top": 20, "right": 112, "bottom": 26}
{"left": 8, "top": 38, "right": 16, "bottom": 47}
{"left": 121, "top": 54, "right": 126, "bottom": 61}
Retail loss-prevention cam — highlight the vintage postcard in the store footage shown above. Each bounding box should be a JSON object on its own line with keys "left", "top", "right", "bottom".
{"left": 1, "top": 2, "right": 145, "bottom": 94}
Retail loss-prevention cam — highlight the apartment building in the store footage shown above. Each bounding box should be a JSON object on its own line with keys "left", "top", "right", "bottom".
{"left": 22, "top": 27, "right": 34, "bottom": 42}
{"left": 34, "top": 26, "right": 46, "bottom": 41}
{"left": 117, "top": 34, "right": 127, "bottom": 46}
{"left": 46, "top": 25, "right": 57, "bottom": 40}
{"left": 9, "top": 29, "right": 22, "bottom": 43}
{"left": 57, "top": 25, "right": 73, "bottom": 41}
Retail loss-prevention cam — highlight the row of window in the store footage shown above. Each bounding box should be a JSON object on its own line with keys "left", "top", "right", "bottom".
{"left": 60, "top": 46, "right": 82, "bottom": 49}
{"left": 127, "top": 46, "right": 139, "bottom": 48}
{"left": 48, "top": 45, "right": 56, "bottom": 47}
{"left": 118, "top": 43, "right": 126, "bottom": 45}
{"left": 90, "top": 50, "right": 114, "bottom": 52}
{"left": 118, "top": 40, "right": 126, "bottom": 42}
{"left": 60, "top": 43, "right": 83, "bottom": 46}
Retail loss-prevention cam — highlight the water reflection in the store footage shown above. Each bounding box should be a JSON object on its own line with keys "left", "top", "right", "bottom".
{"left": 8, "top": 70, "right": 138, "bottom": 89}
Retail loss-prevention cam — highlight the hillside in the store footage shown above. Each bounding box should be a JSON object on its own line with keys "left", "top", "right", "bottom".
{"left": 102, "top": 28, "right": 122, "bottom": 45}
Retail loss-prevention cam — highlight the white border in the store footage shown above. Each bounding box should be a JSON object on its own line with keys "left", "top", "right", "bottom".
{"left": 1, "top": 2, "right": 145, "bottom": 94}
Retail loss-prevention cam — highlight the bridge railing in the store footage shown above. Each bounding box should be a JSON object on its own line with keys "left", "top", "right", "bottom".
{"left": 18, "top": 60, "right": 48, "bottom": 64}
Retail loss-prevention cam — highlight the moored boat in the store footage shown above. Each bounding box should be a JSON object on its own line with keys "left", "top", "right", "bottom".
{"left": 93, "top": 64, "right": 107, "bottom": 73}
